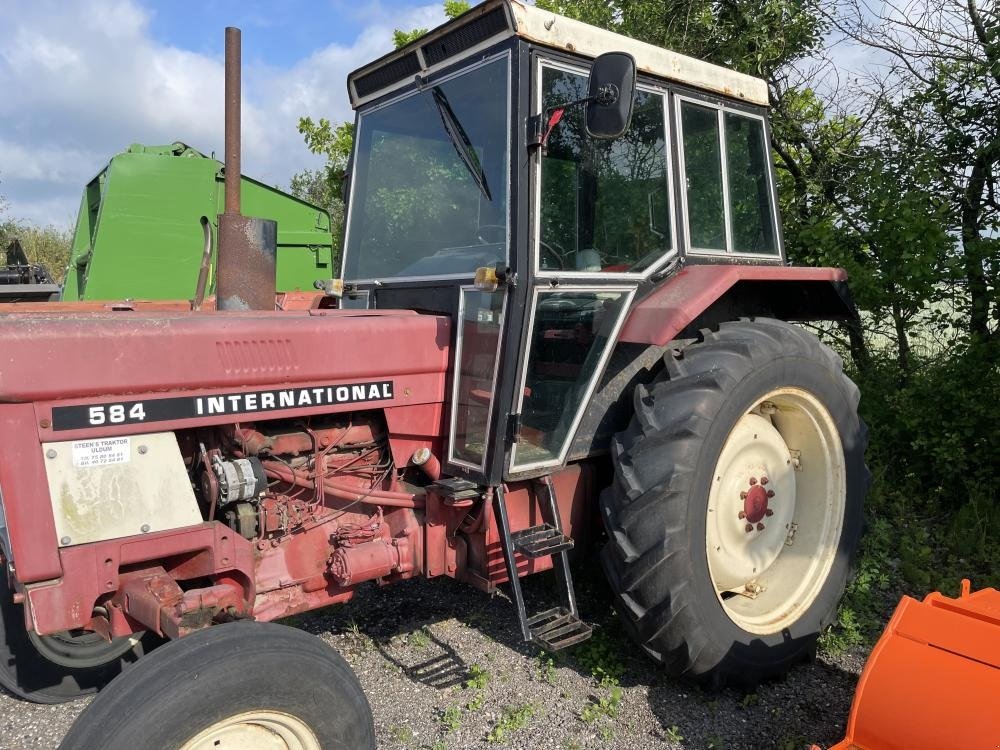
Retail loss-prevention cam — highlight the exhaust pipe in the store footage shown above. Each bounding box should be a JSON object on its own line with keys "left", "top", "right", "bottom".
{"left": 216, "top": 26, "right": 277, "bottom": 311}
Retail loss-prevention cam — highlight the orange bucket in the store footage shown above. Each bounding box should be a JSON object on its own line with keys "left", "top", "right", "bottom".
{"left": 814, "top": 580, "right": 1000, "bottom": 750}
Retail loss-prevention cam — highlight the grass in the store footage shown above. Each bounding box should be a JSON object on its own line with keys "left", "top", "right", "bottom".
{"left": 486, "top": 703, "right": 537, "bottom": 743}
{"left": 408, "top": 626, "right": 431, "bottom": 650}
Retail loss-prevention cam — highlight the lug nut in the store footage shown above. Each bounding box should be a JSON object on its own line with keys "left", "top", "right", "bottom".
{"left": 760, "top": 476, "right": 769, "bottom": 485}
{"left": 738, "top": 511, "right": 746, "bottom": 519}
{"left": 749, "top": 477, "right": 757, "bottom": 485}
{"left": 767, "top": 490, "right": 775, "bottom": 498}
{"left": 765, "top": 509, "right": 774, "bottom": 517}
{"left": 740, "top": 491, "right": 748, "bottom": 500}
{"left": 756, "top": 522, "right": 765, "bottom": 531}
{"left": 745, "top": 523, "right": 754, "bottom": 533}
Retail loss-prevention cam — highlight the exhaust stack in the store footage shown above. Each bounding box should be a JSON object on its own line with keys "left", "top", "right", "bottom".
{"left": 216, "top": 26, "right": 277, "bottom": 311}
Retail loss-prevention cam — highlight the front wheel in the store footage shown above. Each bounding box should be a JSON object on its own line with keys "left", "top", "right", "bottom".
{"left": 601, "top": 319, "right": 868, "bottom": 686}
{"left": 59, "top": 620, "right": 375, "bottom": 750}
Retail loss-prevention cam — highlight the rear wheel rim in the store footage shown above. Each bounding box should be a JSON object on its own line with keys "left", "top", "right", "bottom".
{"left": 705, "top": 387, "right": 846, "bottom": 635}
{"left": 180, "top": 710, "right": 322, "bottom": 750}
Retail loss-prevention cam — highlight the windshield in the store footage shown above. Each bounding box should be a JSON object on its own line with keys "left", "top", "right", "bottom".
{"left": 343, "top": 56, "right": 510, "bottom": 281}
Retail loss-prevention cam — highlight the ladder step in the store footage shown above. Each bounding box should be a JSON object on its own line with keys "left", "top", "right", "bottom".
{"left": 527, "top": 607, "right": 592, "bottom": 651}
{"left": 510, "top": 524, "right": 574, "bottom": 558}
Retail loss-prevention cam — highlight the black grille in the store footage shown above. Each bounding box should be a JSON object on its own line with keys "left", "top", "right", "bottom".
{"left": 353, "top": 51, "right": 421, "bottom": 98}
{"left": 421, "top": 6, "right": 509, "bottom": 65}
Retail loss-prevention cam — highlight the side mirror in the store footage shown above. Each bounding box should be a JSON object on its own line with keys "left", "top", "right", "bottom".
{"left": 586, "top": 52, "right": 637, "bottom": 139}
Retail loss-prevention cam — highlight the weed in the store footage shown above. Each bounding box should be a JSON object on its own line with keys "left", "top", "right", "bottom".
{"left": 429, "top": 742, "right": 447, "bottom": 750}
{"left": 487, "top": 703, "right": 536, "bottom": 743}
{"left": 740, "top": 692, "right": 759, "bottom": 709}
{"left": 707, "top": 735, "right": 725, "bottom": 749}
{"left": 665, "top": 725, "right": 684, "bottom": 743}
{"left": 391, "top": 725, "right": 415, "bottom": 744}
{"left": 464, "top": 663, "right": 491, "bottom": 691}
{"left": 536, "top": 653, "right": 557, "bottom": 685}
{"left": 579, "top": 674, "right": 623, "bottom": 725}
{"left": 409, "top": 627, "right": 431, "bottom": 650}
{"left": 438, "top": 705, "right": 461, "bottom": 733}
{"left": 345, "top": 618, "right": 374, "bottom": 652}
{"left": 598, "top": 724, "right": 615, "bottom": 741}
{"left": 574, "top": 627, "right": 626, "bottom": 682}
{"left": 465, "top": 692, "right": 485, "bottom": 711}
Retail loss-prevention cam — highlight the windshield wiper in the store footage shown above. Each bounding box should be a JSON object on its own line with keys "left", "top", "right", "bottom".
{"left": 428, "top": 86, "right": 492, "bottom": 202}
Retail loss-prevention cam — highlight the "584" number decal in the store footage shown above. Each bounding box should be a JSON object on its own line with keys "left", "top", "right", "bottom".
{"left": 88, "top": 403, "right": 147, "bottom": 426}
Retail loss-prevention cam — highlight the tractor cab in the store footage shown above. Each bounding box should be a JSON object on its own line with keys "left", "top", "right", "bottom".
{"left": 341, "top": 0, "right": 782, "bottom": 487}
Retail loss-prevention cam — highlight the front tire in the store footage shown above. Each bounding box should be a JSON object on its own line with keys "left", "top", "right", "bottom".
{"left": 601, "top": 319, "right": 867, "bottom": 686}
{"left": 59, "top": 620, "right": 375, "bottom": 750}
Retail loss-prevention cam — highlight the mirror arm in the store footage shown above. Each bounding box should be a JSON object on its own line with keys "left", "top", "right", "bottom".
{"left": 527, "top": 95, "right": 596, "bottom": 152}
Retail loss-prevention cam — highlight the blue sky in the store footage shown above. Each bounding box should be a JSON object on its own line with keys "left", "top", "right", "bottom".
{"left": 0, "top": 0, "right": 447, "bottom": 227}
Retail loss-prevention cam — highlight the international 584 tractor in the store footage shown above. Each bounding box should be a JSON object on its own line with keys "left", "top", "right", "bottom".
{"left": 0, "top": 2, "right": 869, "bottom": 747}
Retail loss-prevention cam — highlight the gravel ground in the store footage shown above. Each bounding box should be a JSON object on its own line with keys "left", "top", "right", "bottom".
{"left": 0, "top": 568, "right": 868, "bottom": 750}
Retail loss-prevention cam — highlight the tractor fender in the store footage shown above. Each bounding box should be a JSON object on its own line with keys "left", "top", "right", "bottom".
{"left": 565, "top": 264, "right": 856, "bottom": 464}
{"left": 618, "top": 264, "right": 856, "bottom": 347}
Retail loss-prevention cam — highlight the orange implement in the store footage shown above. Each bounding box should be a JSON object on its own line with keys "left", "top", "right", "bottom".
{"left": 814, "top": 580, "right": 1000, "bottom": 750}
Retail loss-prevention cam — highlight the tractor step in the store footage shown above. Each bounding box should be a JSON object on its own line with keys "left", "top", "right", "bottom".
{"left": 528, "top": 607, "right": 593, "bottom": 651}
{"left": 511, "top": 524, "right": 574, "bottom": 558}
{"left": 492, "top": 477, "right": 592, "bottom": 651}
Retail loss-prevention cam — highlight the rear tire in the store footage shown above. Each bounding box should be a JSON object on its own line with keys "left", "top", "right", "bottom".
{"left": 58, "top": 620, "right": 375, "bottom": 750}
{"left": 0, "top": 572, "right": 151, "bottom": 704}
{"left": 601, "top": 319, "right": 867, "bottom": 686}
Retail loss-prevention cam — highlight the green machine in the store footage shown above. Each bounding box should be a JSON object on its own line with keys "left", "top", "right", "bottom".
{"left": 62, "top": 142, "right": 334, "bottom": 301}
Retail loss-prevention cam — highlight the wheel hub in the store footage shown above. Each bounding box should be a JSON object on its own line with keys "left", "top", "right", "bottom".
{"left": 740, "top": 478, "right": 775, "bottom": 527}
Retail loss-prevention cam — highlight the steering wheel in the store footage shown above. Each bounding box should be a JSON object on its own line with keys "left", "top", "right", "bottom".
{"left": 539, "top": 240, "right": 568, "bottom": 270}
{"left": 476, "top": 224, "right": 506, "bottom": 245}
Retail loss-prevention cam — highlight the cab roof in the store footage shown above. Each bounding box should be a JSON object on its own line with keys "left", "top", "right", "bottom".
{"left": 347, "top": 0, "right": 769, "bottom": 108}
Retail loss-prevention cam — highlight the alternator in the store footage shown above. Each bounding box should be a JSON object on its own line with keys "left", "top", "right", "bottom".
{"left": 212, "top": 456, "right": 267, "bottom": 503}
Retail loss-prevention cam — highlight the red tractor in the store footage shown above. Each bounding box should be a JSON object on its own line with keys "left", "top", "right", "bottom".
{"left": 0, "top": 2, "right": 867, "bottom": 747}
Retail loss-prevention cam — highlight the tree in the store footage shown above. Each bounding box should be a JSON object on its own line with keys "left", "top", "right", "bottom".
{"left": 830, "top": 0, "right": 1000, "bottom": 342}
{"left": 290, "top": 0, "right": 471, "bottom": 270}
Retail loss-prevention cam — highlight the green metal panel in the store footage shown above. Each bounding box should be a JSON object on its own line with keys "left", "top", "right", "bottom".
{"left": 62, "top": 143, "right": 333, "bottom": 301}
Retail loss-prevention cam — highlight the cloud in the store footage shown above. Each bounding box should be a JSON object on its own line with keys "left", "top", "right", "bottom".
{"left": 0, "top": 0, "right": 444, "bottom": 226}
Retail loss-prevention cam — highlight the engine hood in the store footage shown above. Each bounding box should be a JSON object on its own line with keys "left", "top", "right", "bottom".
{"left": 0, "top": 309, "right": 451, "bottom": 403}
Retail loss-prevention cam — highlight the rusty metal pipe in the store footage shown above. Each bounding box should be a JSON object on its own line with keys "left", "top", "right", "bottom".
{"left": 224, "top": 26, "right": 241, "bottom": 216}
{"left": 217, "top": 26, "right": 277, "bottom": 311}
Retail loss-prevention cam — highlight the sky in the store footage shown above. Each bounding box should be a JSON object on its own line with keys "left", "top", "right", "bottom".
{"left": 0, "top": 0, "right": 448, "bottom": 228}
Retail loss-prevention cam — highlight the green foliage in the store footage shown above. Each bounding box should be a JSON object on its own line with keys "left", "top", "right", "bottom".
{"left": 463, "top": 662, "right": 489, "bottom": 711}
{"left": 579, "top": 675, "right": 623, "bottom": 724}
{"left": 0, "top": 199, "right": 72, "bottom": 283}
{"left": 535, "top": 653, "right": 557, "bottom": 685}
{"left": 438, "top": 704, "right": 461, "bottom": 733}
{"left": 486, "top": 703, "right": 536, "bottom": 743}
{"left": 464, "top": 662, "right": 490, "bottom": 690}
{"left": 572, "top": 626, "right": 626, "bottom": 683}
{"left": 393, "top": 1, "right": 470, "bottom": 49}
{"left": 288, "top": 118, "right": 354, "bottom": 271}
{"left": 664, "top": 725, "right": 684, "bottom": 742}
